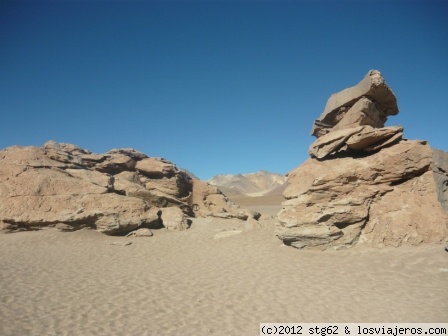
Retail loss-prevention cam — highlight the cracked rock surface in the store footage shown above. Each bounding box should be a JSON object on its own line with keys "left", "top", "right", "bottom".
{"left": 277, "top": 70, "right": 448, "bottom": 250}
{"left": 0, "top": 141, "right": 259, "bottom": 235}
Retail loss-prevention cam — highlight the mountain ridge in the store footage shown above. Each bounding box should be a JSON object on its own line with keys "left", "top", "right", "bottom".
{"left": 208, "top": 170, "right": 287, "bottom": 197}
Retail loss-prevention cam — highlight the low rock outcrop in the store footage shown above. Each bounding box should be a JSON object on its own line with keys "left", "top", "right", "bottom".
{"left": 277, "top": 70, "right": 448, "bottom": 250}
{"left": 0, "top": 141, "right": 259, "bottom": 235}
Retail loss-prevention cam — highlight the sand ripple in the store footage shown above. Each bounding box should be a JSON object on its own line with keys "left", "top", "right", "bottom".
{"left": 1, "top": 218, "right": 447, "bottom": 336}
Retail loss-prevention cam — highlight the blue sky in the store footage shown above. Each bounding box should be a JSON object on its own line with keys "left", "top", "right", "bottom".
{"left": 1, "top": 0, "right": 447, "bottom": 180}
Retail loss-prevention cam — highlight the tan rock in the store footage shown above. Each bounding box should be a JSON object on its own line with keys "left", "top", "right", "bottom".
{"left": 0, "top": 193, "right": 159, "bottom": 235}
{"left": 361, "top": 171, "right": 448, "bottom": 247}
{"left": 363, "top": 131, "right": 403, "bottom": 151}
{"left": 189, "top": 179, "right": 260, "bottom": 220}
{"left": 114, "top": 176, "right": 191, "bottom": 214}
{"left": 0, "top": 167, "right": 108, "bottom": 198}
{"left": 136, "top": 157, "right": 177, "bottom": 178}
{"left": 309, "top": 126, "right": 364, "bottom": 159}
{"left": 145, "top": 173, "right": 192, "bottom": 199}
{"left": 311, "top": 70, "right": 398, "bottom": 137}
{"left": 346, "top": 125, "right": 403, "bottom": 150}
{"left": 114, "top": 171, "right": 142, "bottom": 184}
{"left": 278, "top": 141, "right": 447, "bottom": 249}
{"left": 66, "top": 169, "right": 114, "bottom": 191}
{"left": 160, "top": 207, "right": 189, "bottom": 231}
{"left": 0, "top": 145, "right": 68, "bottom": 170}
{"left": 43, "top": 140, "right": 90, "bottom": 167}
{"left": 432, "top": 149, "right": 448, "bottom": 213}
{"left": 107, "top": 148, "right": 148, "bottom": 160}
{"left": 126, "top": 228, "right": 153, "bottom": 237}
{"left": 95, "top": 154, "right": 136, "bottom": 174}
{"left": 332, "top": 97, "right": 385, "bottom": 131}
{"left": 0, "top": 142, "right": 259, "bottom": 235}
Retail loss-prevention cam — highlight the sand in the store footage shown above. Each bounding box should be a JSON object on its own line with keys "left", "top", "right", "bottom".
{"left": 1, "top": 203, "right": 447, "bottom": 336}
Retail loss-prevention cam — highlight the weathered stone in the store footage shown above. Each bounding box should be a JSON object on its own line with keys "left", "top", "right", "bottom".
{"left": 107, "top": 148, "right": 148, "bottom": 161}
{"left": 278, "top": 141, "right": 447, "bottom": 249}
{"left": 361, "top": 171, "right": 448, "bottom": 247}
{"left": 332, "top": 97, "right": 385, "bottom": 132}
{"left": 95, "top": 154, "right": 136, "bottom": 174}
{"left": 114, "top": 171, "right": 142, "bottom": 184}
{"left": 66, "top": 169, "right": 114, "bottom": 191}
{"left": 432, "top": 149, "right": 448, "bottom": 213}
{"left": 0, "top": 193, "right": 159, "bottom": 235}
{"left": 160, "top": 207, "right": 189, "bottom": 231}
{"left": 126, "top": 228, "right": 153, "bottom": 237}
{"left": 145, "top": 172, "right": 192, "bottom": 199}
{"left": 0, "top": 145, "right": 68, "bottom": 170}
{"left": 362, "top": 131, "right": 403, "bottom": 152}
{"left": 189, "top": 179, "right": 260, "bottom": 220}
{"left": 136, "top": 157, "right": 177, "bottom": 178}
{"left": 43, "top": 140, "right": 88, "bottom": 167}
{"left": 0, "top": 167, "right": 108, "bottom": 198}
{"left": 309, "top": 126, "right": 365, "bottom": 159}
{"left": 346, "top": 125, "right": 403, "bottom": 150}
{"left": 114, "top": 176, "right": 191, "bottom": 213}
{"left": 0, "top": 142, "right": 259, "bottom": 235}
{"left": 311, "top": 70, "right": 398, "bottom": 137}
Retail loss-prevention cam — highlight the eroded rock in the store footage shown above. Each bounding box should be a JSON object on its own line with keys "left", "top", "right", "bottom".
{"left": 279, "top": 69, "right": 447, "bottom": 250}
{"left": 278, "top": 141, "right": 447, "bottom": 250}
{"left": 311, "top": 70, "right": 398, "bottom": 137}
{"left": 0, "top": 141, "right": 258, "bottom": 235}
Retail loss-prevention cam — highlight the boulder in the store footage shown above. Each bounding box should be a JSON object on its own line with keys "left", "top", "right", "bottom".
{"left": 160, "top": 207, "right": 189, "bottom": 231}
{"left": 432, "top": 149, "right": 448, "bottom": 213}
{"left": 107, "top": 148, "right": 148, "bottom": 160}
{"left": 0, "top": 193, "right": 160, "bottom": 235}
{"left": 136, "top": 157, "right": 177, "bottom": 178}
{"left": 95, "top": 154, "right": 136, "bottom": 174}
{"left": 126, "top": 228, "right": 153, "bottom": 237}
{"left": 278, "top": 140, "right": 448, "bottom": 250}
{"left": 189, "top": 179, "right": 260, "bottom": 220}
{"left": 361, "top": 170, "right": 448, "bottom": 247}
{"left": 311, "top": 70, "right": 398, "bottom": 137}
{"left": 0, "top": 141, "right": 257, "bottom": 235}
{"left": 309, "top": 126, "right": 364, "bottom": 159}
{"left": 332, "top": 97, "right": 385, "bottom": 131}
{"left": 345, "top": 125, "right": 403, "bottom": 150}
{"left": 309, "top": 124, "right": 403, "bottom": 159}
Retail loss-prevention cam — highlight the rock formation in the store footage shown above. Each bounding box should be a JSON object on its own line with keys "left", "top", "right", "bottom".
{"left": 277, "top": 70, "right": 448, "bottom": 250}
{"left": 0, "top": 141, "right": 259, "bottom": 235}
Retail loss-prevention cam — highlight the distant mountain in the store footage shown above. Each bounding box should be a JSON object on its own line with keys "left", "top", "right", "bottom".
{"left": 208, "top": 170, "right": 287, "bottom": 197}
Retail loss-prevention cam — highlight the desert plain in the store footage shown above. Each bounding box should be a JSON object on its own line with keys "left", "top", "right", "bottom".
{"left": 1, "top": 195, "right": 447, "bottom": 336}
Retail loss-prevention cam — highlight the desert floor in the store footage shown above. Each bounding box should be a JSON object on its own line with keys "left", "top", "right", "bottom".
{"left": 1, "top": 197, "right": 447, "bottom": 336}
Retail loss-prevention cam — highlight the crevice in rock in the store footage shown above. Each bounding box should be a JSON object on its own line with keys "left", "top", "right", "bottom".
{"left": 317, "top": 214, "right": 332, "bottom": 223}
{"left": 138, "top": 171, "right": 176, "bottom": 180}
{"left": 111, "top": 189, "right": 126, "bottom": 196}
{"left": 334, "top": 222, "right": 352, "bottom": 230}
{"left": 389, "top": 168, "right": 427, "bottom": 186}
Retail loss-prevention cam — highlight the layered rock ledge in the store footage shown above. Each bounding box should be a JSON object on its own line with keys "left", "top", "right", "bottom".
{"left": 0, "top": 141, "right": 259, "bottom": 235}
{"left": 277, "top": 70, "right": 448, "bottom": 250}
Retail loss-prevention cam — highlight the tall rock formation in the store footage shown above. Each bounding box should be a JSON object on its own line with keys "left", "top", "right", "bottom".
{"left": 277, "top": 70, "right": 448, "bottom": 250}
{"left": 0, "top": 141, "right": 259, "bottom": 235}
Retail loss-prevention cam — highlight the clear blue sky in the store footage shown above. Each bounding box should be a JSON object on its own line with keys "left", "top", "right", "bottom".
{"left": 1, "top": 0, "right": 447, "bottom": 180}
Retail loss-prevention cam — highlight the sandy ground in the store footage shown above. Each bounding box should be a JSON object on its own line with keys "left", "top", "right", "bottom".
{"left": 1, "top": 203, "right": 448, "bottom": 336}
{"left": 230, "top": 194, "right": 285, "bottom": 216}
